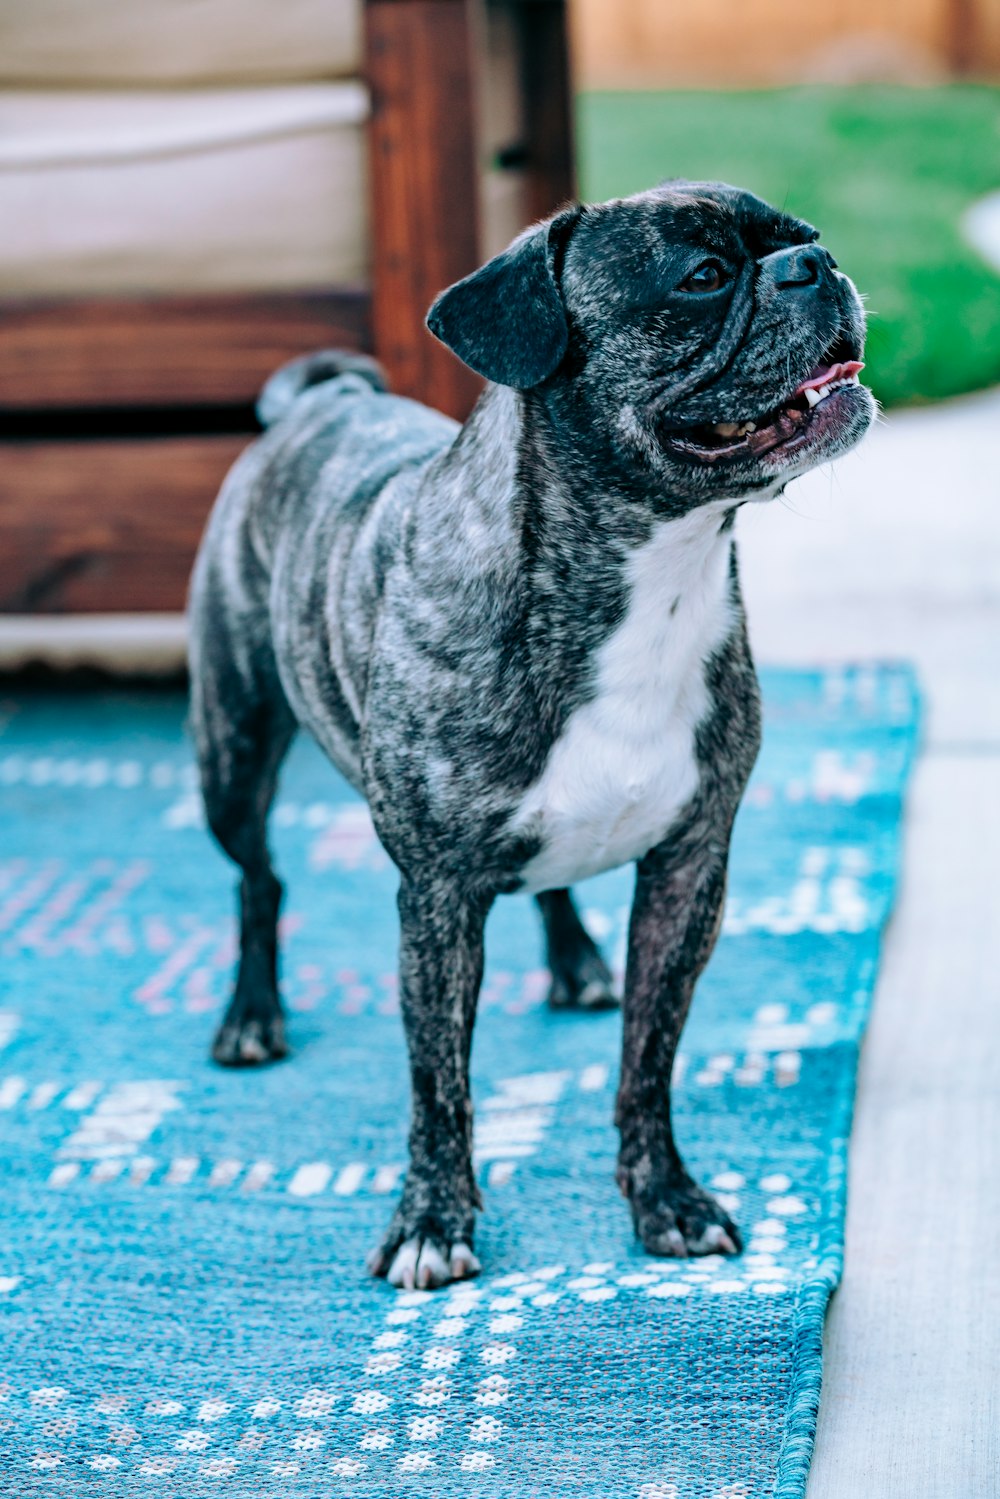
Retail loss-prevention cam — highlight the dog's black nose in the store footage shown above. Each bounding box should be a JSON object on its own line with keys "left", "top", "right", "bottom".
{"left": 763, "top": 244, "right": 830, "bottom": 288}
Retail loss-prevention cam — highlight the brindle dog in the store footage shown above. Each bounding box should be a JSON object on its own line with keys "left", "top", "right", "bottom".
{"left": 188, "top": 182, "right": 874, "bottom": 1289}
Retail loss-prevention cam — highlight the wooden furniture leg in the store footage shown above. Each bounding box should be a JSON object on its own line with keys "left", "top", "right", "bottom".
{"left": 365, "top": 0, "right": 486, "bottom": 419}
{"left": 508, "top": 0, "right": 576, "bottom": 223}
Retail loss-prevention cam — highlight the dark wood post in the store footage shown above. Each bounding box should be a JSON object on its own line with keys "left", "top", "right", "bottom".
{"left": 364, "top": 0, "right": 485, "bottom": 419}
{"left": 508, "top": 0, "right": 576, "bottom": 222}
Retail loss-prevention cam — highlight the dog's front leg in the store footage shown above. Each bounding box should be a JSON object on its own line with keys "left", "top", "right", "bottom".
{"left": 368, "top": 876, "right": 492, "bottom": 1290}
{"left": 615, "top": 833, "right": 742, "bottom": 1259}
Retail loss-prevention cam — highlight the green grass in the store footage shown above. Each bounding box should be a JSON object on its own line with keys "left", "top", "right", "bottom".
{"left": 577, "top": 85, "right": 1000, "bottom": 408}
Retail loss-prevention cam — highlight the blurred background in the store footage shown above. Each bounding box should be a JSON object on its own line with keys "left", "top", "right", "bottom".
{"left": 0, "top": 0, "right": 998, "bottom": 638}
{"left": 577, "top": 0, "right": 1000, "bottom": 414}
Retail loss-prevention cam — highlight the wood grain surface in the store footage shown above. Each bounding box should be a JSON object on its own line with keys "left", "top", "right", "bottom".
{"left": 0, "top": 291, "right": 370, "bottom": 413}
{"left": 0, "top": 436, "right": 245, "bottom": 613}
{"left": 365, "top": 0, "right": 485, "bottom": 418}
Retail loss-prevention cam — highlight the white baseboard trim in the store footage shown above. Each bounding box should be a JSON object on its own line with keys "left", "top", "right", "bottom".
{"left": 0, "top": 614, "right": 188, "bottom": 674}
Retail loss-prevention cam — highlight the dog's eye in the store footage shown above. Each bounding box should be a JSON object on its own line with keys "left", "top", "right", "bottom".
{"left": 680, "top": 261, "right": 728, "bottom": 294}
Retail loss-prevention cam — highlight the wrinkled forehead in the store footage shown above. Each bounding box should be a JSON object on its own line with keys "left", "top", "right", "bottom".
{"left": 651, "top": 181, "right": 817, "bottom": 245}
{"left": 561, "top": 182, "right": 819, "bottom": 306}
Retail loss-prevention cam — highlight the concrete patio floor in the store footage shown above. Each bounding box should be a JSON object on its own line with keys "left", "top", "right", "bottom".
{"left": 738, "top": 389, "right": 1000, "bottom": 1497}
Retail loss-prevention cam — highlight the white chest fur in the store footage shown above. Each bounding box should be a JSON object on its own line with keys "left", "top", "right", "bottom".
{"left": 514, "top": 508, "right": 736, "bottom": 894}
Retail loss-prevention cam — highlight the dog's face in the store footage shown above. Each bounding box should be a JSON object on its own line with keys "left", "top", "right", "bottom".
{"left": 428, "top": 182, "right": 876, "bottom": 504}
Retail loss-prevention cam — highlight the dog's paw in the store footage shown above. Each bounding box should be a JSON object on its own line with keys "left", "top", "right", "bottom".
{"left": 211, "top": 1013, "right": 288, "bottom": 1068}
{"left": 367, "top": 1235, "right": 481, "bottom": 1291}
{"left": 547, "top": 949, "right": 618, "bottom": 1012}
{"left": 368, "top": 1181, "right": 481, "bottom": 1291}
{"left": 622, "top": 1168, "right": 742, "bottom": 1258}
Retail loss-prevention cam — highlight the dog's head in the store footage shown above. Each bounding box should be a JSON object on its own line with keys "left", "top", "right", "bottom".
{"left": 428, "top": 182, "right": 875, "bottom": 503}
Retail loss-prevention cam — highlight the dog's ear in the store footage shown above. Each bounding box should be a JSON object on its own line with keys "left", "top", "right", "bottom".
{"left": 426, "top": 207, "right": 581, "bottom": 389}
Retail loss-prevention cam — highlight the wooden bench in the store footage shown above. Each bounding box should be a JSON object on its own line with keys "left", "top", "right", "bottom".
{"left": 0, "top": 0, "right": 574, "bottom": 614}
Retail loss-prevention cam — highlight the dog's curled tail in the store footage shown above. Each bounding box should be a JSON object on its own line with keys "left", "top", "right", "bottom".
{"left": 256, "top": 350, "right": 388, "bottom": 428}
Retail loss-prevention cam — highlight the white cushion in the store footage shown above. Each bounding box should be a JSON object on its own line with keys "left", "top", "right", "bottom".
{"left": 0, "top": 0, "right": 361, "bottom": 86}
{"left": 0, "top": 85, "right": 369, "bottom": 295}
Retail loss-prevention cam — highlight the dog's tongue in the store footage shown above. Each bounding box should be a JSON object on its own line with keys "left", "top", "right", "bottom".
{"left": 794, "top": 359, "right": 864, "bottom": 395}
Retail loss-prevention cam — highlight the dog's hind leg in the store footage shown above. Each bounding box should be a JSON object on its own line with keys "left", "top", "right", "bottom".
{"left": 536, "top": 888, "right": 618, "bottom": 1011}
{"left": 189, "top": 602, "right": 296, "bottom": 1067}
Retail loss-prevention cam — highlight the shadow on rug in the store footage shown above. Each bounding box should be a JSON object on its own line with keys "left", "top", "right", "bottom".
{"left": 0, "top": 664, "right": 919, "bottom": 1497}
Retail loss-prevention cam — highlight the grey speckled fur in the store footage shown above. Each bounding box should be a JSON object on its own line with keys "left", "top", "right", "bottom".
{"left": 188, "top": 182, "right": 874, "bottom": 1289}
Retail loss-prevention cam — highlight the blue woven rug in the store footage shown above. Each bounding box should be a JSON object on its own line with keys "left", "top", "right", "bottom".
{"left": 0, "top": 665, "right": 918, "bottom": 1497}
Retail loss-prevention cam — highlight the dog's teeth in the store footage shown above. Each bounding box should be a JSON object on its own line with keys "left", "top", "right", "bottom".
{"left": 805, "top": 374, "right": 860, "bottom": 410}
{"left": 712, "top": 421, "right": 741, "bottom": 438}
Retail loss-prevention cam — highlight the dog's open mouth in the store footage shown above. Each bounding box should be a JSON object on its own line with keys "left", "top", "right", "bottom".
{"left": 662, "top": 342, "right": 866, "bottom": 465}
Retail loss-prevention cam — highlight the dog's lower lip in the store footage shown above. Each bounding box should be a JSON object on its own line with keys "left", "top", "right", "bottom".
{"left": 662, "top": 376, "right": 864, "bottom": 465}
